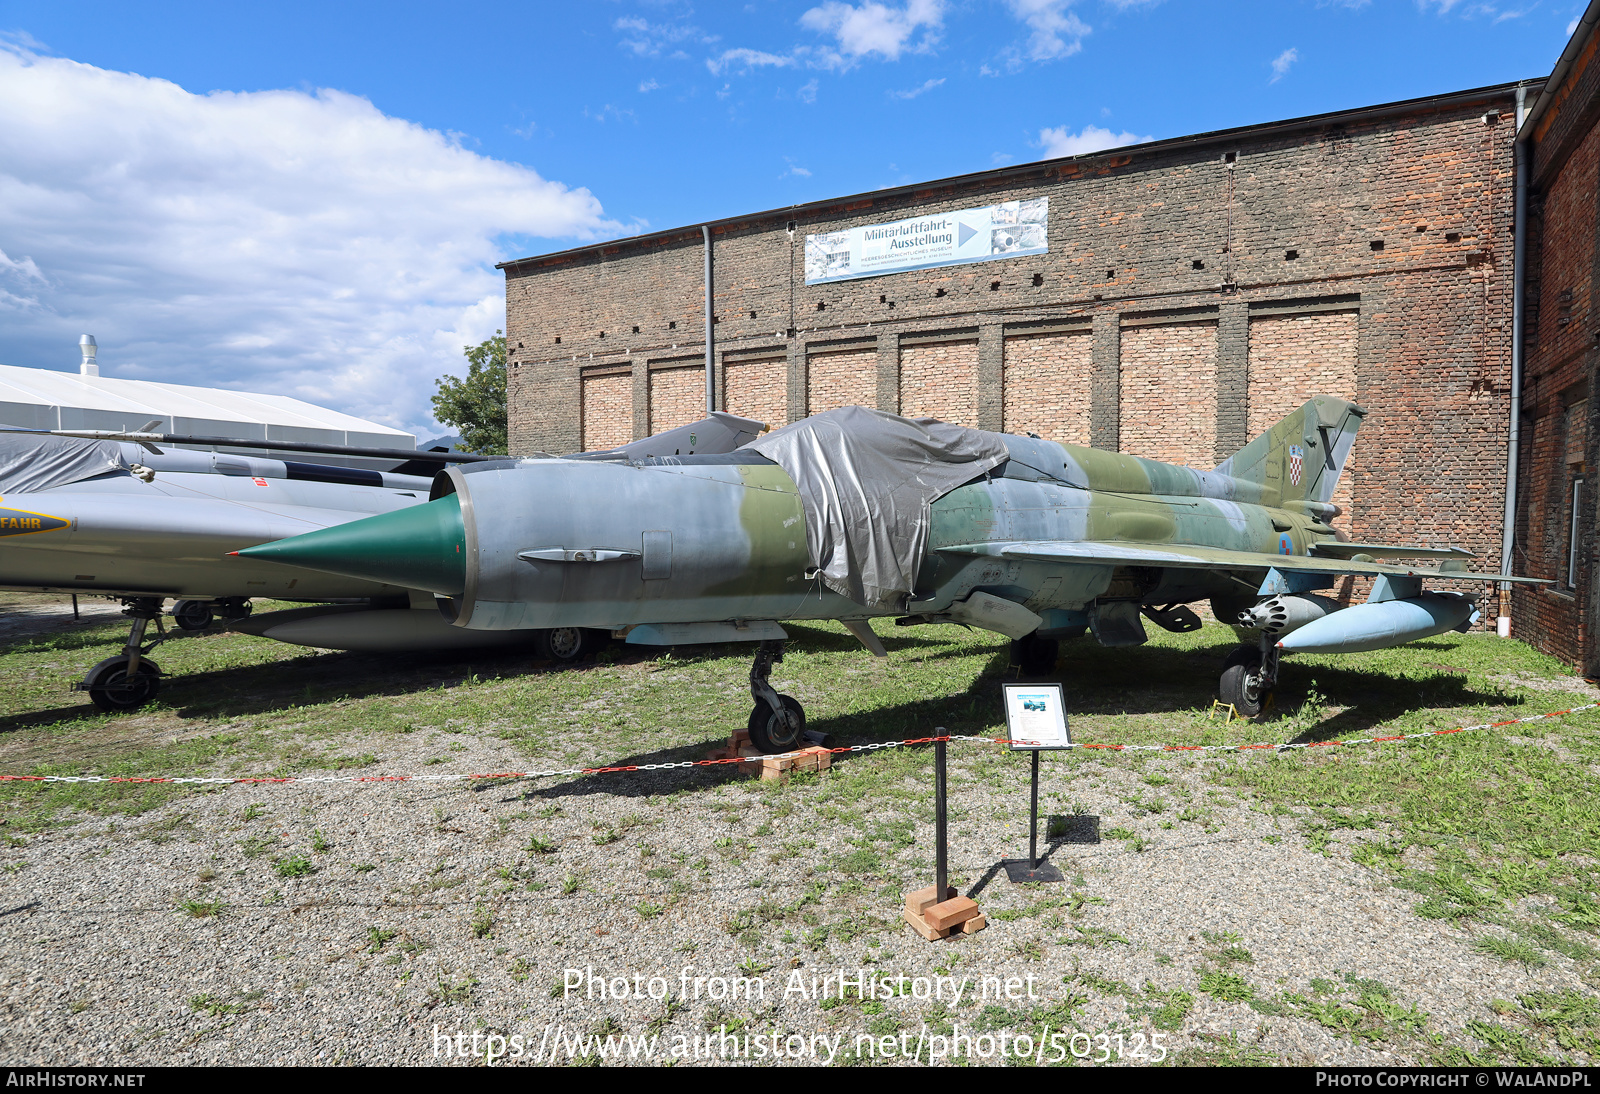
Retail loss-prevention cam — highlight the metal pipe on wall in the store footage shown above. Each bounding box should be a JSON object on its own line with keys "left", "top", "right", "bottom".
{"left": 1500, "top": 83, "right": 1530, "bottom": 637}
{"left": 703, "top": 225, "right": 715, "bottom": 415}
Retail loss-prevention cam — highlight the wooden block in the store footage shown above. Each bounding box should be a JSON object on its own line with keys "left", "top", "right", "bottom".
{"left": 904, "top": 885, "right": 957, "bottom": 917}
{"left": 925, "top": 896, "right": 981, "bottom": 931}
{"left": 902, "top": 908, "right": 951, "bottom": 941}
{"left": 960, "top": 914, "right": 987, "bottom": 935}
{"left": 793, "top": 745, "right": 832, "bottom": 773}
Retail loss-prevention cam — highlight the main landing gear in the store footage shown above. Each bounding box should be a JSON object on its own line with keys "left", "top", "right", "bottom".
{"left": 1219, "top": 634, "right": 1280, "bottom": 719}
{"left": 746, "top": 639, "right": 806, "bottom": 754}
{"left": 80, "top": 598, "right": 167, "bottom": 713}
{"left": 1010, "top": 632, "right": 1060, "bottom": 676}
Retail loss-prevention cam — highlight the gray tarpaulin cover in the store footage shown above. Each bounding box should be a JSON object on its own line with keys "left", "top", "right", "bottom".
{"left": 0, "top": 432, "right": 129, "bottom": 494}
{"left": 745, "top": 406, "right": 1008, "bottom": 609}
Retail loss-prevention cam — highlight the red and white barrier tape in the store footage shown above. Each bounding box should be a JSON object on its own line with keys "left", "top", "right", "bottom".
{"left": 0, "top": 703, "right": 1593, "bottom": 789}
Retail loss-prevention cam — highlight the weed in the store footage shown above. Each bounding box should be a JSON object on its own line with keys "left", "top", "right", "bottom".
{"left": 311, "top": 830, "right": 330, "bottom": 853}
{"left": 366, "top": 927, "right": 397, "bottom": 953}
{"left": 525, "top": 836, "right": 558, "bottom": 855}
{"left": 176, "top": 898, "right": 224, "bottom": 918}
{"left": 1198, "top": 972, "right": 1254, "bottom": 1002}
{"left": 274, "top": 855, "right": 315, "bottom": 878}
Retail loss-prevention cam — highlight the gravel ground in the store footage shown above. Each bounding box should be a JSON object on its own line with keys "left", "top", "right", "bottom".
{"left": 0, "top": 600, "right": 1593, "bottom": 1067}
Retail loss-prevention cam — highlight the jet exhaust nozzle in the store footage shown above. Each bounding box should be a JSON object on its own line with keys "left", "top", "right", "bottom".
{"left": 1275, "top": 592, "right": 1479, "bottom": 655}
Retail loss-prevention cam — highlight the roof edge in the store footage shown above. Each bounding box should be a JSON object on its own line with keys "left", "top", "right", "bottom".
{"left": 500, "top": 80, "right": 1539, "bottom": 273}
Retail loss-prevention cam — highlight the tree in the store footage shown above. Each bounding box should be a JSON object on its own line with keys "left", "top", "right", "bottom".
{"left": 432, "top": 330, "right": 508, "bottom": 456}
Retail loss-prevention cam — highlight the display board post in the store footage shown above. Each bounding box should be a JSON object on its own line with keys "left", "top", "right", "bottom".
{"left": 1001, "top": 682, "right": 1069, "bottom": 884}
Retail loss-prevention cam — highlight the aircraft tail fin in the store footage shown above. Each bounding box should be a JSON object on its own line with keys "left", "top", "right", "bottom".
{"left": 1213, "top": 396, "right": 1364, "bottom": 509}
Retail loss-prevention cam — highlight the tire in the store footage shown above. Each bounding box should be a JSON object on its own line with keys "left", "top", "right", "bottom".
{"left": 217, "top": 598, "right": 253, "bottom": 623}
{"left": 747, "top": 695, "right": 806, "bottom": 754}
{"left": 84, "top": 656, "right": 162, "bottom": 713}
{"left": 1011, "top": 632, "right": 1060, "bottom": 676}
{"left": 1219, "top": 646, "right": 1268, "bottom": 718}
{"left": 172, "top": 600, "right": 214, "bottom": 631}
{"left": 537, "top": 627, "right": 606, "bottom": 664}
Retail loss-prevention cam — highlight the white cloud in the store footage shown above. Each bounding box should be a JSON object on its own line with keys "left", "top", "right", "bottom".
{"left": 1270, "top": 47, "right": 1298, "bottom": 82}
{"left": 0, "top": 45, "right": 617, "bottom": 436}
{"left": 614, "top": 16, "right": 716, "bottom": 58}
{"left": 638, "top": 78, "right": 660, "bottom": 92}
{"left": 1006, "top": 0, "right": 1091, "bottom": 60}
{"left": 1036, "top": 123, "right": 1151, "bottom": 158}
{"left": 706, "top": 47, "right": 796, "bottom": 75}
{"left": 797, "top": 78, "right": 820, "bottom": 103}
{"left": 889, "top": 76, "right": 945, "bottom": 99}
{"left": 798, "top": 0, "right": 944, "bottom": 64}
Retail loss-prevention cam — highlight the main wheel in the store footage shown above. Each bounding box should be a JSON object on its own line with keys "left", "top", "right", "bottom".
{"left": 1011, "top": 632, "right": 1060, "bottom": 676}
{"left": 537, "top": 627, "right": 606, "bottom": 664}
{"left": 217, "top": 598, "right": 253, "bottom": 622}
{"left": 84, "top": 656, "right": 162, "bottom": 713}
{"left": 747, "top": 695, "right": 806, "bottom": 754}
{"left": 1219, "top": 646, "right": 1269, "bottom": 718}
{"left": 172, "top": 600, "right": 214, "bottom": 631}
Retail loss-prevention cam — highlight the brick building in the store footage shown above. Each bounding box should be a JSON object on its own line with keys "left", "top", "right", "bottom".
{"left": 1512, "top": 6, "right": 1600, "bottom": 672}
{"left": 500, "top": 81, "right": 1533, "bottom": 631}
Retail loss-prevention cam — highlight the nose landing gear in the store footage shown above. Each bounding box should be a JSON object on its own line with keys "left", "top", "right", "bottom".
{"left": 1219, "top": 635, "right": 1280, "bottom": 719}
{"left": 79, "top": 597, "right": 167, "bottom": 713}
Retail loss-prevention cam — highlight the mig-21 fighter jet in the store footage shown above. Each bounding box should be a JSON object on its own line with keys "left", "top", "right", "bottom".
{"left": 0, "top": 413, "right": 767, "bottom": 710}
{"left": 235, "top": 397, "right": 1543, "bottom": 749}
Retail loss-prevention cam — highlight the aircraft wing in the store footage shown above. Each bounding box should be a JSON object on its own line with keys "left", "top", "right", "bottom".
{"left": 938, "top": 540, "right": 1549, "bottom": 584}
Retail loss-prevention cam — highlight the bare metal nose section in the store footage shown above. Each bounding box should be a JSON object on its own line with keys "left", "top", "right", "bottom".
{"left": 235, "top": 493, "right": 467, "bottom": 597}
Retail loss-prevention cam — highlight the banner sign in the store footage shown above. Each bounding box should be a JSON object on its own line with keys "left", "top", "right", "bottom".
{"left": 803, "top": 198, "right": 1049, "bottom": 285}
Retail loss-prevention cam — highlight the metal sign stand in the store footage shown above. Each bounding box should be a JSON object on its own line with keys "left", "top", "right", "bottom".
{"left": 1001, "top": 683, "right": 1067, "bottom": 884}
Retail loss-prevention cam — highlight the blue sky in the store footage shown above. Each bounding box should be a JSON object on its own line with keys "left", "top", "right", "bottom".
{"left": 0, "top": 0, "right": 1584, "bottom": 436}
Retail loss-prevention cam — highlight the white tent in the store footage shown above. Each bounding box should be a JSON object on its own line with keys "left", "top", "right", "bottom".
{"left": 0, "top": 363, "right": 413, "bottom": 452}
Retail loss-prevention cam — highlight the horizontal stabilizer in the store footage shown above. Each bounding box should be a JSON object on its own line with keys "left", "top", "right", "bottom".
{"left": 939, "top": 540, "right": 1548, "bottom": 585}
{"left": 1309, "top": 542, "right": 1476, "bottom": 561}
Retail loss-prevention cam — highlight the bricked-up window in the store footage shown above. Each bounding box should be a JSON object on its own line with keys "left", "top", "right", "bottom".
{"left": 580, "top": 370, "right": 632, "bottom": 451}
{"left": 1569, "top": 477, "right": 1584, "bottom": 591}
{"left": 807, "top": 346, "right": 876, "bottom": 415}
{"left": 901, "top": 340, "right": 980, "bottom": 426}
{"left": 1247, "top": 310, "right": 1359, "bottom": 523}
{"left": 1003, "top": 329, "right": 1092, "bottom": 444}
{"left": 1120, "top": 320, "right": 1218, "bottom": 466}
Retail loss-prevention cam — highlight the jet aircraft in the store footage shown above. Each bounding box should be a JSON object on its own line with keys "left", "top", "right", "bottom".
{"left": 0, "top": 413, "right": 766, "bottom": 710}
{"left": 237, "top": 397, "right": 1543, "bottom": 750}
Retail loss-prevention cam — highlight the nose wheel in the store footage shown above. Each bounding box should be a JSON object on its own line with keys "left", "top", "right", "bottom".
{"left": 747, "top": 639, "right": 806, "bottom": 754}
{"left": 79, "top": 597, "right": 167, "bottom": 712}
{"left": 1219, "top": 639, "right": 1278, "bottom": 719}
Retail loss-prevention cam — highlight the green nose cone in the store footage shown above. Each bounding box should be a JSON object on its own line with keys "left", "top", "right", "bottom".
{"left": 237, "top": 493, "right": 466, "bottom": 596}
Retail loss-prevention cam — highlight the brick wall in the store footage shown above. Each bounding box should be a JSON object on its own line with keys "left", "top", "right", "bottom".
{"left": 806, "top": 346, "right": 876, "bottom": 414}
{"left": 723, "top": 356, "right": 788, "bottom": 426}
{"left": 1119, "top": 321, "right": 1218, "bottom": 467}
{"left": 1247, "top": 310, "right": 1360, "bottom": 520}
{"left": 648, "top": 366, "right": 705, "bottom": 433}
{"left": 580, "top": 370, "right": 632, "bottom": 451}
{"left": 1514, "top": 50, "right": 1600, "bottom": 669}
{"left": 900, "top": 340, "right": 979, "bottom": 425}
{"left": 1002, "top": 329, "right": 1093, "bottom": 443}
